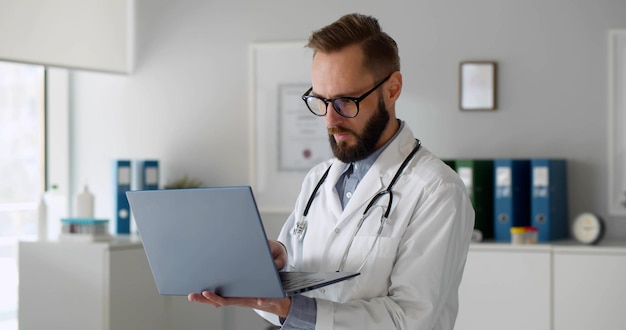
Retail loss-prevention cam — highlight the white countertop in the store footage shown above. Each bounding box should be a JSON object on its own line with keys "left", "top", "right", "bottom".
{"left": 471, "top": 239, "right": 626, "bottom": 254}
{"left": 20, "top": 234, "right": 144, "bottom": 250}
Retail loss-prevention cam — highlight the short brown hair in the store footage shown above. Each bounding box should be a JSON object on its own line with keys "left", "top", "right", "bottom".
{"left": 306, "top": 13, "right": 400, "bottom": 79}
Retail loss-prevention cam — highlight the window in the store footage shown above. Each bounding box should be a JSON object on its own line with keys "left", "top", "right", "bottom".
{"left": 0, "top": 61, "right": 45, "bottom": 330}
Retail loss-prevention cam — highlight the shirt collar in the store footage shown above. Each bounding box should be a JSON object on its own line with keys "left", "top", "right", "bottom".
{"left": 338, "top": 119, "right": 405, "bottom": 178}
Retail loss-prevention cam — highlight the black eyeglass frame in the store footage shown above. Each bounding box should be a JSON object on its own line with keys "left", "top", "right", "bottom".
{"left": 301, "top": 74, "right": 392, "bottom": 118}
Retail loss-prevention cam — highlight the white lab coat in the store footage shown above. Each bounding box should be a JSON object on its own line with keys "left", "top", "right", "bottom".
{"left": 261, "top": 124, "right": 474, "bottom": 329}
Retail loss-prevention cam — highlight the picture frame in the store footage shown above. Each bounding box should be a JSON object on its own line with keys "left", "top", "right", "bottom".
{"left": 459, "top": 61, "right": 498, "bottom": 111}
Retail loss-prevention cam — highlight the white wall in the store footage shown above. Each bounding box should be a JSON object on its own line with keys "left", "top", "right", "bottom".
{"left": 69, "top": 0, "right": 626, "bottom": 238}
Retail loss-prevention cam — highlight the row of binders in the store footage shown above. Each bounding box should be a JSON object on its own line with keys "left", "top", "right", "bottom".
{"left": 443, "top": 159, "right": 567, "bottom": 243}
{"left": 112, "top": 160, "right": 160, "bottom": 234}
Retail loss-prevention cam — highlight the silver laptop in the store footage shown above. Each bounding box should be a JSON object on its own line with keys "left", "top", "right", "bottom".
{"left": 126, "top": 186, "right": 359, "bottom": 298}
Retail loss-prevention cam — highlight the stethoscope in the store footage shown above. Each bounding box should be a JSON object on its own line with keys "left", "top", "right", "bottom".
{"left": 292, "top": 139, "right": 421, "bottom": 272}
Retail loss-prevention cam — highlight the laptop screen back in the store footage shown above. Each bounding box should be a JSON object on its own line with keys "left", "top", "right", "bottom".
{"left": 127, "top": 187, "right": 286, "bottom": 298}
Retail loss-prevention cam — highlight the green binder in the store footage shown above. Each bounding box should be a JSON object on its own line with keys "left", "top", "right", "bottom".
{"left": 442, "top": 159, "right": 457, "bottom": 171}
{"left": 455, "top": 159, "right": 494, "bottom": 240}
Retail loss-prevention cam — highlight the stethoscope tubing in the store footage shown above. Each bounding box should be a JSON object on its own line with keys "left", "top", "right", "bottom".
{"left": 293, "top": 139, "right": 421, "bottom": 271}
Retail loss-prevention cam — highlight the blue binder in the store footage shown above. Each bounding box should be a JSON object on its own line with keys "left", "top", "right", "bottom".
{"left": 493, "top": 159, "right": 531, "bottom": 242}
{"left": 113, "top": 160, "right": 132, "bottom": 234}
{"left": 531, "top": 159, "right": 568, "bottom": 242}
{"left": 137, "top": 160, "right": 159, "bottom": 190}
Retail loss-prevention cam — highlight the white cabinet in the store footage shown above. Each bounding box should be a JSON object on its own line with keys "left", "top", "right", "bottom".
{"left": 18, "top": 237, "right": 169, "bottom": 330}
{"left": 17, "top": 237, "right": 254, "bottom": 330}
{"left": 553, "top": 245, "right": 626, "bottom": 330}
{"left": 19, "top": 239, "right": 626, "bottom": 329}
{"left": 455, "top": 244, "right": 552, "bottom": 330}
{"left": 457, "top": 242, "right": 626, "bottom": 330}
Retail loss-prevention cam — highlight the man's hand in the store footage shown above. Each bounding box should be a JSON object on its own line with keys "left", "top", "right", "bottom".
{"left": 269, "top": 239, "right": 288, "bottom": 270}
{"left": 187, "top": 240, "right": 291, "bottom": 318}
{"left": 187, "top": 292, "right": 292, "bottom": 318}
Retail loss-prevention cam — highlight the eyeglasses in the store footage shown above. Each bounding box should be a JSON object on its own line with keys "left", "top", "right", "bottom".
{"left": 301, "top": 74, "right": 392, "bottom": 118}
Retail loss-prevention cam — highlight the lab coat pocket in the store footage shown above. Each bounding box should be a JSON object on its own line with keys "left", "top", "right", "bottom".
{"left": 342, "top": 236, "right": 401, "bottom": 299}
{"left": 346, "top": 236, "right": 400, "bottom": 274}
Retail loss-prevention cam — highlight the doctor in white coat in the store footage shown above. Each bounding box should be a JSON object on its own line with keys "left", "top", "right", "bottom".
{"left": 189, "top": 13, "right": 474, "bottom": 330}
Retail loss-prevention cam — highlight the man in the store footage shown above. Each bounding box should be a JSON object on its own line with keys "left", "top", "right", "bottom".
{"left": 189, "top": 13, "right": 474, "bottom": 329}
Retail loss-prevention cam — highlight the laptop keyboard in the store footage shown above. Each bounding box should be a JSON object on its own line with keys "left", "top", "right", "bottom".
{"left": 280, "top": 272, "right": 326, "bottom": 291}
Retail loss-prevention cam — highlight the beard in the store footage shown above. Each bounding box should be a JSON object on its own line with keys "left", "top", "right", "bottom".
{"left": 329, "top": 97, "right": 390, "bottom": 163}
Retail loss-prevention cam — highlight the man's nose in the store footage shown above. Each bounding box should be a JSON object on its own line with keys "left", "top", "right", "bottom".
{"left": 324, "top": 102, "right": 343, "bottom": 127}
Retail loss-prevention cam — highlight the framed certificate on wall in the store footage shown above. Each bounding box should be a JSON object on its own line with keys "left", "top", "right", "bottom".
{"left": 249, "top": 41, "right": 331, "bottom": 213}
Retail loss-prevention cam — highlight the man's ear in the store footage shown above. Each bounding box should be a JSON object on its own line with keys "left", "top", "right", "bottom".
{"left": 386, "top": 71, "right": 402, "bottom": 101}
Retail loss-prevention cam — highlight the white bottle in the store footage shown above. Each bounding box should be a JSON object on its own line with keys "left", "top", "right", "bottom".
{"left": 37, "top": 194, "right": 47, "bottom": 241}
{"left": 75, "top": 185, "right": 95, "bottom": 218}
{"left": 44, "top": 184, "right": 68, "bottom": 239}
